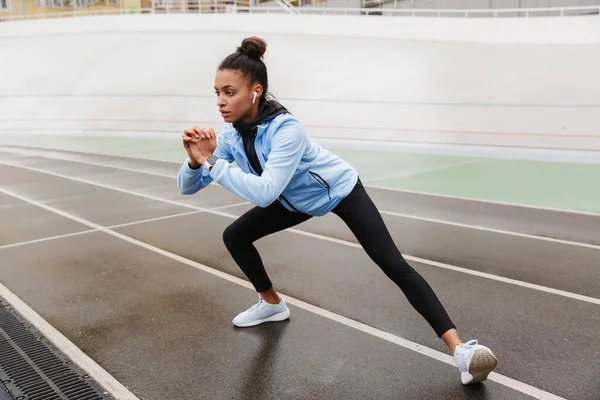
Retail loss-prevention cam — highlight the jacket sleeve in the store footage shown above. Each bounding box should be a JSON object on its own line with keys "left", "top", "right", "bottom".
{"left": 177, "top": 133, "right": 233, "bottom": 195}
{"left": 208, "top": 120, "right": 307, "bottom": 207}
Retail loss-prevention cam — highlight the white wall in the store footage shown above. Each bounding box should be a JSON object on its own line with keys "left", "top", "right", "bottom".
{"left": 1, "top": 13, "right": 599, "bottom": 158}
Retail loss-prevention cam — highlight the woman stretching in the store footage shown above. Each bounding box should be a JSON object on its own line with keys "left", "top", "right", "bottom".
{"left": 177, "top": 36, "right": 498, "bottom": 385}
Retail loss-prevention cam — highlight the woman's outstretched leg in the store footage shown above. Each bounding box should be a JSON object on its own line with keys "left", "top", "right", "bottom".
{"left": 332, "top": 181, "right": 456, "bottom": 340}
{"left": 332, "top": 180, "right": 497, "bottom": 384}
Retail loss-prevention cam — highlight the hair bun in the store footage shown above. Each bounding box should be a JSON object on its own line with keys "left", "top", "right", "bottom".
{"left": 236, "top": 37, "right": 267, "bottom": 60}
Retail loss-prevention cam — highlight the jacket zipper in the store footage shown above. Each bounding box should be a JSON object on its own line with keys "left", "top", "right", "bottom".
{"left": 279, "top": 194, "right": 306, "bottom": 214}
{"left": 247, "top": 161, "right": 264, "bottom": 176}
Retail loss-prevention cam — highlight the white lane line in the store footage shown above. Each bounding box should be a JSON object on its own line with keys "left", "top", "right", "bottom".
{"left": 107, "top": 202, "right": 247, "bottom": 229}
{"left": 0, "top": 229, "right": 97, "bottom": 250}
{"left": 2, "top": 149, "right": 597, "bottom": 250}
{"left": 0, "top": 187, "right": 566, "bottom": 400}
{"left": 0, "top": 284, "right": 140, "bottom": 399}
{"left": 2, "top": 160, "right": 599, "bottom": 306}
{"left": 0, "top": 203, "right": 248, "bottom": 251}
{"left": 362, "top": 159, "right": 482, "bottom": 184}
{"left": 0, "top": 160, "right": 229, "bottom": 215}
{"left": 211, "top": 201, "right": 252, "bottom": 210}
{"left": 379, "top": 210, "right": 600, "bottom": 251}
{"left": 407, "top": 255, "right": 600, "bottom": 305}
{"left": 288, "top": 228, "right": 600, "bottom": 306}
{"left": 0, "top": 146, "right": 177, "bottom": 179}
{"left": 4, "top": 145, "right": 597, "bottom": 218}
{"left": 284, "top": 295, "right": 565, "bottom": 400}
{"left": 107, "top": 201, "right": 248, "bottom": 228}
{"left": 107, "top": 210, "right": 204, "bottom": 229}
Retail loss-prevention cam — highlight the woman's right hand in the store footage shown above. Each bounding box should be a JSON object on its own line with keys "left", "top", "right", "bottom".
{"left": 182, "top": 128, "right": 202, "bottom": 169}
{"left": 182, "top": 127, "right": 217, "bottom": 169}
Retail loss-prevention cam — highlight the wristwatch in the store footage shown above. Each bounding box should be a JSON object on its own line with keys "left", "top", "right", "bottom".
{"left": 203, "top": 155, "right": 219, "bottom": 171}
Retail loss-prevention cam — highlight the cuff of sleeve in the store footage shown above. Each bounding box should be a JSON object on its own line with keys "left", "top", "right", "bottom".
{"left": 208, "top": 157, "right": 226, "bottom": 178}
{"left": 184, "top": 157, "right": 203, "bottom": 173}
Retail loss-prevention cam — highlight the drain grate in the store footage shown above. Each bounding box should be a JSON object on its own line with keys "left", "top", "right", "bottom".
{"left": 0, "top": 298, "right": 110, "bottom": 400}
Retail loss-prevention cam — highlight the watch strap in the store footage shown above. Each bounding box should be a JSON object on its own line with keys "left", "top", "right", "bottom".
{"left": 204, "top": 155, "right": 219, "bottom": 171}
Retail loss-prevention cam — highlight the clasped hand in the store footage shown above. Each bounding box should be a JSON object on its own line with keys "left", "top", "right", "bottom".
{"left": 182, "top": 127, "right": 217, "bottom": 168}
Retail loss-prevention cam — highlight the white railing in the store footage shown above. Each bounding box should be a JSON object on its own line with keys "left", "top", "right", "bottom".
{"left": 1, "top": 2, "right": 599, "bottom": 20}
{"left": 359, "top": 3, "right": 600, "bottom": 17}
{"left": 228, "top": 4, "right": 600, "bottom": 16}
{"left": 244, "top": 4, "right": 600, "bottom": 17}
{"left": 0, "top": 8, "right": 154, "bottom": 20}
{"left": 152, "top": 0, "right": 253, "bottom": 14}
{"left": 277, "top": 0, "right": 301, "bottom": 14}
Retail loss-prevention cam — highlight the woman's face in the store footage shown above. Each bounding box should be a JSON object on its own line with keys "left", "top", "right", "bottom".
{"left": 214, "top": 69, "right": 261, "bottom": 124}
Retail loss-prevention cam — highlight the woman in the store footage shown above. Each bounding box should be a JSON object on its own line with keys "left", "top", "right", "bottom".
{"left": 177, "top": 37, "right": 498, "bottom": 385}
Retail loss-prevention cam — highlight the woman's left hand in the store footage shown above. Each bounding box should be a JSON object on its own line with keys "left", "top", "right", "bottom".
{"left": 188, "top": 127, "right": 217, "bottom": 164}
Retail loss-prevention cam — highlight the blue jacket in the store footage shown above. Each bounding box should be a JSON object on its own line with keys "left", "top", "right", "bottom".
{"left": 177, "top": 113, "right": 358, "bottom": 216}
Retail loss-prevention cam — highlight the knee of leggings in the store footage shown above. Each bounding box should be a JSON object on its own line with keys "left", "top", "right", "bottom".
{"left": 379, "top": 256, "right": 416, "bottom": 276}
{"left": 222, "top": 224, "right": 240, "bottom": 250}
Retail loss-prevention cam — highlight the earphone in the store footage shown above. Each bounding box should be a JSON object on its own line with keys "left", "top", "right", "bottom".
{"left": 252, "top": 92, "right": 257, "bottom": 104}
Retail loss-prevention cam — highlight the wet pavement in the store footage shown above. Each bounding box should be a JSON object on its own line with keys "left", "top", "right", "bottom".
{"left": 1, "top": 148, "right": 599, "bottom": 400}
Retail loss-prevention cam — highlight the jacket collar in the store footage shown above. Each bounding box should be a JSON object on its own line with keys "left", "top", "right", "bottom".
{"left": 232, "top": 99, "right": 288, "bottom": 140}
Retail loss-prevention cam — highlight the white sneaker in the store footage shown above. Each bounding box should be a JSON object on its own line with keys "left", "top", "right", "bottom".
{"left": 453, "top": 339, "right": 498, "bottom": 385}
{"left": 232, "top": 296, "right": 290, "bottom": 327}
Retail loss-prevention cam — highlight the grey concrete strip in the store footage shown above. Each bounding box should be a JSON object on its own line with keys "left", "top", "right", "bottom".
{"left": 0, "top": 232, "right": 528, "bottom": 400}
{"left": 0, "top": 149, "right": 28, "bottom": 164}
{"left": 0, "top": 193, "right": 90, "bottom": 246}
{"left": 113, "top": 212, "right": 600, "bottom": 400}
{"left": 0, "top": 384, "right": 12, "bottom": 400}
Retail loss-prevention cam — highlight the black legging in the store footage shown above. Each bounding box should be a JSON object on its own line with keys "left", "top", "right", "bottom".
{"left": 222, "top": 179, "right": 456, "bottom": 337}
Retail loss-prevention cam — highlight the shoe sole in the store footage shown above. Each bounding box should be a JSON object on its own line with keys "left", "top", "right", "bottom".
{"left": 462, "top": 348, "right": 498, "bottom": 385}
{"left": 233, "top": 308, "right": 290, "bottom": 328}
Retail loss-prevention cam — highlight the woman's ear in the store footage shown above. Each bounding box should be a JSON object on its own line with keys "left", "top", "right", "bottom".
{"left": 253, "top": 85, "right": 264, "bottom": 98}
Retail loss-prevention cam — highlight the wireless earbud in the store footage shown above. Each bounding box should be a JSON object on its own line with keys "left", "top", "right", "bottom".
{"left": 252, "top": 92, "right": 258, "bottom": 104}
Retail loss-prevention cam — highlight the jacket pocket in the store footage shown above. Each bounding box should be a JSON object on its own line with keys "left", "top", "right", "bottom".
{"left": 309, "top": 171, "right": 331, "bottom": 199}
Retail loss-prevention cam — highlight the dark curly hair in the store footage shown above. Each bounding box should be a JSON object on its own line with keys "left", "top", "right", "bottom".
{"left": 218, "top": 37, "right": 269, "bottom": 98}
